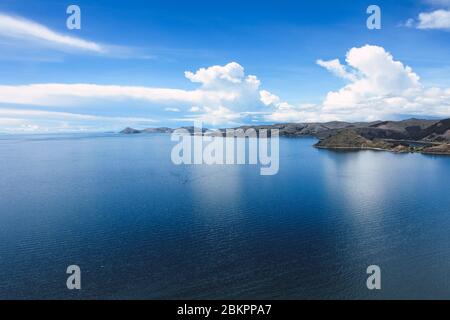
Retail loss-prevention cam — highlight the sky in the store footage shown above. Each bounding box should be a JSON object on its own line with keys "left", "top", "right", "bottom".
{"left": 0, "top": 0, "right": 449, "bottom": 133}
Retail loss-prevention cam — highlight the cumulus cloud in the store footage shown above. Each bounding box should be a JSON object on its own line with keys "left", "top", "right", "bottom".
{"left": 264, "top": 45, "right": 450, "bottom": 122}
{"left": 260, "top": 90, "right": 281, "bottom": 106}
{"left": 316, "top": 59, "right": 357, "bottom": 81}
{"left": 186, "top": 62, "right": 244, "bottom": 87}
{"left": 322, "top": 45, "right": 421, "bottom": 108}
{"left": 182, "top": 62, "right": 262, "bottom": 124}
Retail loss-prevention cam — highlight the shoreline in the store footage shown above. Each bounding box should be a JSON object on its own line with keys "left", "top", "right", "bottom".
{"left": 315, "top": 145, "right": 450, "bottom": 156}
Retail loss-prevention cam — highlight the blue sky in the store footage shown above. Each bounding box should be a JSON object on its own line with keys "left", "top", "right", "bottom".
{"left": 0, "top": 0, "right": 449, "bottom": 132}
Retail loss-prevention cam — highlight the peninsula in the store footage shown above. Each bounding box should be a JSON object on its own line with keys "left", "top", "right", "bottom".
{"left": 121, "top": 118, "right": 450, "bottom": 155}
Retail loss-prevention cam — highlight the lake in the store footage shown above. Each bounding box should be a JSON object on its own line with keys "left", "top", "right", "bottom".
{"left": 0, "top": 133, "right": 449, "bottom": 299}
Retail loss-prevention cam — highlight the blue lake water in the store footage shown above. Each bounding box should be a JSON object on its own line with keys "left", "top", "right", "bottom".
{"left": 0, "top": 133, "right": 450, "bottom": 299}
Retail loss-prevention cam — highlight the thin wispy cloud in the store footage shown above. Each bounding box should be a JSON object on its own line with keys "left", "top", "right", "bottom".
{"left": 0, "top": 83, "right": 229, "bottom": 106}
{"left": 0, "top": 108, "right": 156, "bottom": 133}
{"left": 165, "top": 107, "right": 181, "bottom": 112}
{"left": 424, "top": 0, "right": 450, "bottom": 7}
{"left": 0, "top": 12, "right": 154, "bottom": 59}
{"left": 0, "top": 12, "right": 106, "bottom": 53}
{"left": 0, "top": 108, "right": 156, "bottom": 122}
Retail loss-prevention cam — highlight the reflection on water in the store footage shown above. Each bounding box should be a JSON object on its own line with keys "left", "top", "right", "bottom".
{"left": 0, "top": 134, "right": 449, "bottom": 299}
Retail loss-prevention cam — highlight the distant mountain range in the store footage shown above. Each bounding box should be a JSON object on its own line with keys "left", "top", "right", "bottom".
{"left": 120, "top": 127, "right": 173, "bottom": 134}
{"left": 121, "top": 118, "right": 450, "bottom": 155}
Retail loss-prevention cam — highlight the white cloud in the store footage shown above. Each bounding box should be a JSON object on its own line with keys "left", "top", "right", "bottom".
{"left": 406, "top": 3, "right": 450, "bottom": 31}
{"left": 417, "top": 10, "right": 450, "bottom": 29}
{"left": 0, "top": 62, "right": 264, "bottom": 126}
{"left": 316, "top": 59, "right": 357, "bottom": 81}
{"left": 0, "top": 108, "right": 155, "bottom": 122}
{"left": 0, "top": 12, "right": 106, "bottom": 53}
{"left": 0, "top": 63, "right": 258, "bottom": 107}
{"left": 0, "top": 108, "right": 156, "bottom": 133}
{"left": 184, "top": 62, "right": 259, "bottom": 89}
{"left": 1, "top": 52, "right": 449, "bottom": 131}
{"left": 322, "top": 45, "right": 421, "bottom": 108}
{"left": 259, "top": 90, "right": 281, "bottom": 106}
{"left": 165, "top": 107, "right": 181, "bottom": 112}
{"left": 181, "top": 106, "right": 244, "bottom": 126}
{"left": 189, "top": 106, "right": 201, "bottom": 112}
{"left": 0, "top": 84, "right": 211, "bottom": 106}
{"left": 264, "top": 45, "right": 450, "bottom": 122}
